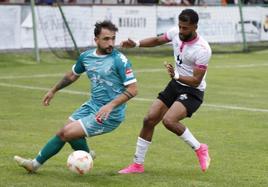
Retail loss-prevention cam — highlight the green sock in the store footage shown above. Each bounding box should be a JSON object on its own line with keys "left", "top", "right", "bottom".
{"left": 68, "top": 138, "right": 89, "bottom": 152}
{"left": 36, "top": 135, "right": 65, "bottom": 164}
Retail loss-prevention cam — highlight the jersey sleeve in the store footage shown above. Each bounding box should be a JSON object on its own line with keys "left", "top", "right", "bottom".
{"left": 164, "top": 27, "right": 178, "bottom": 41}
{"left": 115, "top": 53, "right": 137, "bottom": 86}
{"left": 72, "top": 52, "right": 86, "bottom": 75}
{"left": 194, "top": 48, "right": 211, "bottom": 70}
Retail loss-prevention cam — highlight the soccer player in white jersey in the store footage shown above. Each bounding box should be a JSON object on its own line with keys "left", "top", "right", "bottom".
{"left": 118, "top": 9, "right": 211, "bottom": 174}
{"left": 14, "top": 21, "right": 138, "bottom": 173}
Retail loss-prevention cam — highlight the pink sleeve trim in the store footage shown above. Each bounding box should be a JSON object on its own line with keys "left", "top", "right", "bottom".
{"left": 195, "top": 64, "right": 207, "bottom": 70}
{"left": 162, "top": 33, "right": 171, "bottom": 42}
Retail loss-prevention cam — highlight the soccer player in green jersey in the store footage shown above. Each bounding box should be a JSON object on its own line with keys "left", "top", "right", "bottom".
{"left": 14, "top": 20, "right": 138, "bottom": 173}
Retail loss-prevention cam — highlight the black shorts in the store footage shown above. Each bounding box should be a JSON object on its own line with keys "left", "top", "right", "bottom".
{"left": 157, "top": 79, "right": 204, "bottom": 117}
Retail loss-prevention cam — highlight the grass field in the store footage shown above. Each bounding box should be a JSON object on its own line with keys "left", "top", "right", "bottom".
{"left": 0, "top": 49, "right": 268, "bottom": 187}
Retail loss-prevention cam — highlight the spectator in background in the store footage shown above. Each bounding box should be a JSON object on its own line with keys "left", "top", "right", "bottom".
{"left": 36, "top": 0, "right": 54, "bottom": 5}
{"left": 224, "top": 0, "right": 267, "bottom": 5}
{"left": 68, "top": 0, "right": 76, "bottom": 3}
{"left": 160, "top": 0, "right": 196, "bottom": 5}
{"left": 184, "top": 0, "right": 195, "bottom": 5}
{"left": 138, "top": 0, "right": 159, "bottom": 4}
{"left": 35, "top": 0, "right": 66, "bottom": 5}
{"left": 247, "top": 0, "right": 265, "bottom": 4}
{"left": 160, "top": 0, "right": 181, "bottom": 5}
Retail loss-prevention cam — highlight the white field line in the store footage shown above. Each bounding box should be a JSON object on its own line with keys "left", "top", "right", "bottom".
{"left": 0, "top": 73, "right": 63, "bottom": 80}
{"left": 0, "top": 82, "right": 88, "bottom": 96}
{"left": 0, "top": 82, "right": 267, "bottom": 113}
{"left": 213, "top": 63, "right": 268, "bottom": 68}
{"left": 0, "top": 63, "right": 267, "bottom": 80}
{"left": 203, "top": 104, "right": 268, "bottom": 113}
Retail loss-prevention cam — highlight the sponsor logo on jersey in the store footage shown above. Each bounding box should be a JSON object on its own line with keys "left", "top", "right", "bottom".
{"left": 126, "top": 68, "right": 134, "bottom": 79}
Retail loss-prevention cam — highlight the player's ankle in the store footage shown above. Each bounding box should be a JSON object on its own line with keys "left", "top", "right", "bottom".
{"left": 32, "top": 159, "right": 41, "bottom": 170}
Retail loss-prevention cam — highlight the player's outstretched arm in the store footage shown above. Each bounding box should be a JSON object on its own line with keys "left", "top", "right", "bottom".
{"left": 120, "top": 38, "right": 137, "bottom": 48}
{"left": 120, "top": 35, "right": 169, "bottom": 49}
{"left": 42, "top": 71, "right": 80, "bottom": 106}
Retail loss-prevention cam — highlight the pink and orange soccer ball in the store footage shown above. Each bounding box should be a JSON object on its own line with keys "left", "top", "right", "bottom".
{"left": 67, "top": 150, "right": 93, "bottom": 175}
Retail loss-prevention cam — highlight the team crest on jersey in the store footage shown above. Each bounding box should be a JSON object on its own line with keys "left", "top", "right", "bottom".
{"left": 125, "top": 68, "right": 134, "bottom": 78}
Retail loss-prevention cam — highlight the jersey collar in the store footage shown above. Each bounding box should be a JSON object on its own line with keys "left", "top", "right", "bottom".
{"left": 93, "top": 49, "right": 108, "bottom": 58}
{"left": 180, "top": 34, "right": 199, "bottom": 52}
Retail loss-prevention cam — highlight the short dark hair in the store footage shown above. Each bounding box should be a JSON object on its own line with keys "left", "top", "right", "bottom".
{"left": 94, "top": 20, "right": 118, "bottom": 37}
{"left": 179, "top": 9, "right": 199, "bottom": 24}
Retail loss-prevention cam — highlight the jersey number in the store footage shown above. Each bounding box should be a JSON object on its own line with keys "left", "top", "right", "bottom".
{"left": 177, "top": 55, "right": 183, "bottom": 65}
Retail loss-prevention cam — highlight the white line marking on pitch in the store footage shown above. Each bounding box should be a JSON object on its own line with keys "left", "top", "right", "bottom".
{"left": 0, "top": 82, "right": 267, "bottom": 113}
{"left": 213, "top": 64, "right": 268, "bottom": 68}
{"left": 0, "top": 74, "right": 63, "bottom": 80}
{"left": 0, "top": 63, "right": 267, "bottom": 80}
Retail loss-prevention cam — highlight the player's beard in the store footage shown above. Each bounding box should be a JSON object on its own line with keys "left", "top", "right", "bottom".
{"left": 99, "top": 46, "right": 113, "bottom": 54}
{"left": 179, "top": 32, "right": 193, "bottom": 42}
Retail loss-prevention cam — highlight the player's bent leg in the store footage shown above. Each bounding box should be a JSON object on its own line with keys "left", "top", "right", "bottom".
{"left": 14, "top": 120, "right": 85, "bottom": 173}
{"left": 68, "top": 138, "right": 96, "bottom": 160}
{"left": 118, "top": 117, "right": 158, "bottom": 175}
{"left": 195, "top": 143, "right": 211, "bottom": 172}
{"left": 140, "top": 99, "right": 168, "bottom": 141}
{"left": 58, "top": 121, "right": 86, "bottom": 142}
{"left": 119, "top": 100, "right": 167, "bottom": 174}
{"left": 60, "top": 122, "right": 98, "bottom": 158}
{"left": 65, "top": 119, "right": 97, "bottom": 159}
{"left": 14, "top": 134, "right": 67, "bottom": 173}
{"left": 68, "top": 138, "right": 89, "bottom": 152}
{"left": 162, "top": 101, "right": 187, "bottom": 136}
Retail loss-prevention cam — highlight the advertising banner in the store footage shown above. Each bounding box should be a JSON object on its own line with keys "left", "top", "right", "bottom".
{"left": 0, "top": 5, "right": 267, "bottom": 50}
{"left": 236, "top": 7, "right": 263, "bottom": 42}
{"left": 0, "top": 6, "right": 21, "bottom": 49}
{"left": 92, "top": 5, "right": 157, "bottom": 45}
{"left": 20, "top": 6, "right": 92, "bottom": 48}
{"left": 157, "top": 6, "right": 238, "bottom": 43}
{"left": 261, "top": 7, "right": 268, "bottom": 40}
{"left": 157, "top": 6, "right": 267, "bottom": 43}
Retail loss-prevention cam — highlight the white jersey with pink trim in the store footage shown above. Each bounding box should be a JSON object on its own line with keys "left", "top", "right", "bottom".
{"left": 164, "top": 27, "right": 212, "bottom": 91}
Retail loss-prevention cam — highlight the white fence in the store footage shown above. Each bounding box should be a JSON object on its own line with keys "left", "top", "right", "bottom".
{"left": 1, "top": 5, "right": 268, "bottom": 50}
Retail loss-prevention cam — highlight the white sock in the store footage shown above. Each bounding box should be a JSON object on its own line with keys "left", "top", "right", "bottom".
{"left": 180, "top": 128, "right": 201, "bottom": 150}
{"left": 32, "top": 159, "right": 41, "bottom": 170}
{"left": 133, "top": 137, "right": 151, "bottom": 164}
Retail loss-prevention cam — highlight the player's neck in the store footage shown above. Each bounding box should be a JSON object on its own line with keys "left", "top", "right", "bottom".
{"left": 95, "top": 49, "right": 108, "bottom": 57}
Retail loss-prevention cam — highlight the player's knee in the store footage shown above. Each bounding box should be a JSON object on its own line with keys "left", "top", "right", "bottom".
{"left": 57, "top": 129, "right": 69, "bottom": 142}
{"left": 162, "top": 117, "right": 174, "bottom": 130}
{"left": 143, "top": 115, "right": 157, "bottom": 127}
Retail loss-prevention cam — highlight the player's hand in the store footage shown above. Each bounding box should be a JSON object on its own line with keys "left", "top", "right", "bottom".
{"left": 120, "top": 38, "right": 137, "bottom": 48}
{"left": 164, "top": 61, "right": 175, "bottom": 78}
{"left": 42, "top": 90, "right": 55, "bottom": 106}
{"left": 95, "top": 104, "right": 113, "bottom": 124}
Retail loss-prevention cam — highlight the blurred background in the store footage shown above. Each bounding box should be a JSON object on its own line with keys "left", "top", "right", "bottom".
{"left": 1, "top": 0, "right": 268, "bottom": 60}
